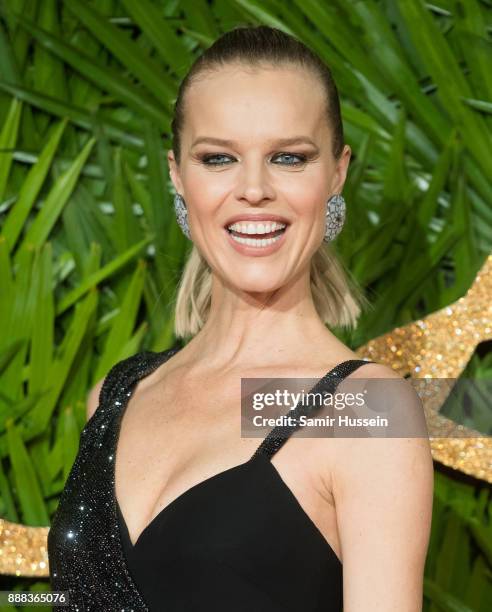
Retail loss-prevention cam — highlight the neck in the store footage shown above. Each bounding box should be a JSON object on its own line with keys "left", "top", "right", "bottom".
{"left": 183, "top": 268, "right": 345, "bottom": 370}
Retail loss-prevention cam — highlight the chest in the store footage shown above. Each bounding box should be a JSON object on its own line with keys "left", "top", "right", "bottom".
{"left": 114, "top": 376, "right": 251, "bottom": 501}
{"left": 114, "top": 373, "right": 341, "bottom": 561}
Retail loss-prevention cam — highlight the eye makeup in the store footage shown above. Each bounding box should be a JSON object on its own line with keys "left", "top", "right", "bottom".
{"left": 194, "top": 150, "right": 319, "bottom": 168}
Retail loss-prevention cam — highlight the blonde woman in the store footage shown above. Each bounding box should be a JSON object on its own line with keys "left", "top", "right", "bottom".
{"left": 48, "top": 25, "right": 434, "bottom": 612}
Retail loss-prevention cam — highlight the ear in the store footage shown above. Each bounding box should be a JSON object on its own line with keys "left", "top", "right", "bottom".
{"left": 331, "top": 144, "right": 351, "bottom": 194}
{"left": 167, "top": 149, "right": 184, "bottom": 194}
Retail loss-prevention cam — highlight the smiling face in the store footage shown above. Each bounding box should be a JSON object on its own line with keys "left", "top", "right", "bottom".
{"left": 168, "top": 63, "right": 351, "bottom": 294}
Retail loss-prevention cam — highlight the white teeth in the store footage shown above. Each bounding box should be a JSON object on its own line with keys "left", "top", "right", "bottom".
{"left": 229, "top": 233, "right": 284, "bottom": 247}
{"left": 227, "top": 221, "right": 287, "bottom": 234}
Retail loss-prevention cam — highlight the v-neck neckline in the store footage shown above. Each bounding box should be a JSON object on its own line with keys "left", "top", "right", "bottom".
{"left": 115, "top": 454, "right": 264, "bottom": 549}
{"left": 110, "top": 348, "right": 371, "bottom": 553}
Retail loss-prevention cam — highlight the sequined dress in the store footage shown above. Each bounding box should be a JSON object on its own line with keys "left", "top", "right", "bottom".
{"left": 47, "top": 346, "right": 373, "bottom": 611}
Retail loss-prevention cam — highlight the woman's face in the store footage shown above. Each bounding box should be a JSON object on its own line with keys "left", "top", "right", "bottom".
{"left": 168, "top": 64, "right": 351, "bottom": 295}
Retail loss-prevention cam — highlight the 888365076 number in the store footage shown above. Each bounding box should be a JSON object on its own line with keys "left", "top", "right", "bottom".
{"left": 0, "top": 590, "right": 69, "bottom": 606}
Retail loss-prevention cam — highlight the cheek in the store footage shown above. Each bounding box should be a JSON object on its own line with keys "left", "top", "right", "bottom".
{"left": 288, "top": 181, "right": 326, "bottom": 228}
{"left": 180, "top": 172, "right": 229, "bottom": 224}
{"left": 183, "top": 190, "right": 221, "bottom": 228}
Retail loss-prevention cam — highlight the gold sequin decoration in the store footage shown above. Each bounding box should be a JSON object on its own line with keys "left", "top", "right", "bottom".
{"left": 0, "top": 518, "right": 50, "bottom": 576}
{"left": 356, "top": 253, "right": 492, "bottom": 485}
{"left": 2, "top": 254, "right": 492, "bottom": 577}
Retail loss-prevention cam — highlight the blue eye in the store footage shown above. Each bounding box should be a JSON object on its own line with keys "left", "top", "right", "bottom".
{"left": 201, "top": 154, "right": 232, "bottom": 167}
{"left": 201, "top": 152, "right": 308, "bottom": 167}
{"left": 274, "top": 153, "right": 307, "bottom": 166}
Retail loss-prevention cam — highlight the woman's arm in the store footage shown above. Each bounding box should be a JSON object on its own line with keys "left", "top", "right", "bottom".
{"left": 332, "top": 368, "right": 434, "bottom": 611}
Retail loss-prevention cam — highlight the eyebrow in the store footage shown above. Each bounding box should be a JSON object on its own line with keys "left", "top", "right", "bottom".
{"left": 191, "top": 136, "right": 319, "bottom": 148}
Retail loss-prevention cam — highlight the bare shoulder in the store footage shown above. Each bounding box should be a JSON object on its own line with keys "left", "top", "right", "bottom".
{"left": 330, "top": 359, "right": 430, "bottom": 465}
{"left": 348, "top": 359, "right": 403, "bottom": 379}
{"left": 319, "top": 363, "right": 433, "bottom": 607}
{"left": 323, "top": 345, "right": 405, "bottom": 381}
{"left": 337, "top": 359, "right": 421, "bottom": 409}
{"left": 316, "top": 358, "right": 432, "bottom": 523}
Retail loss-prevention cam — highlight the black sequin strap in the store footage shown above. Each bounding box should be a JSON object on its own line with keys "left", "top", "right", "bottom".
{"left": 251, "top": 359, "right": 374, "bottom": 459}
{"left": 98, "top": 345, "right": 181, "bottom": 409}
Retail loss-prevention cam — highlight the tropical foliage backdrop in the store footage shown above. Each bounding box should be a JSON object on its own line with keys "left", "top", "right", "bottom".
{"left": 0, "top": 0, "right": 491, "bottom": 610}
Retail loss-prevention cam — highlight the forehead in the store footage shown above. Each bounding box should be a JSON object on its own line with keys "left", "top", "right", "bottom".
{"left": 183, "top": 65, "right": 327, "bottom": 147}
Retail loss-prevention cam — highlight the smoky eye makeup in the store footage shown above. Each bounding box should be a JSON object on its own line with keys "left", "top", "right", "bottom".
{"left": 197, "top": 153, "right": 233, "bottom": 167}
{"left": 194, "top": 150, "right": 319, "bottom": 168}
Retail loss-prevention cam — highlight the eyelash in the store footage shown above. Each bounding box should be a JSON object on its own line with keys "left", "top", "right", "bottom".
{"left": 199, "top": 152, "right": 308, "bottom": 167}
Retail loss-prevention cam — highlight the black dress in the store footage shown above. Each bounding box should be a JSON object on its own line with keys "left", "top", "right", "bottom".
{"left": 47, "top": 345, "right": 373, "bottom": 611}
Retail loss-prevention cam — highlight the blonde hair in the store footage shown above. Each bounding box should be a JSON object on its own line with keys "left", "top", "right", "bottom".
{"left": 173, "top": 243, "right": 370, "bottom": 340}
{"left": 170, "top": 25, "right": 371, "bottom": 339}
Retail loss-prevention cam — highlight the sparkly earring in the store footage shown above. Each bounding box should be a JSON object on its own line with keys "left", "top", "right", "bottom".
{"left": 173, "top": 193, "right": 191, "bottom": 239}
{"left": 324, "top": 194, "right": 346, "bottom": 242}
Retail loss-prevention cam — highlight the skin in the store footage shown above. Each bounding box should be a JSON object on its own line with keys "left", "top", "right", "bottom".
{"left": 87, "top": 63, "right": 434, "bottom": 611}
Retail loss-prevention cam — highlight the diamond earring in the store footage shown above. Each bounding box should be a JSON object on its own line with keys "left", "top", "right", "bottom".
{"left": 324, "top": 194, "right": 346, "bottom": 242}
{"left": 173, "top": 193, "right": 191, "bottom": 239}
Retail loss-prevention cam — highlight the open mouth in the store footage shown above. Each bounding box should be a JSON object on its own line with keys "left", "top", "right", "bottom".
{"left": 225, "top": 220, "right": 288, "bottom": 247}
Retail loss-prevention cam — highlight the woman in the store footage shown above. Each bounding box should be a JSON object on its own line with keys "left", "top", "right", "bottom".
{"left": 48, "top": 25, "right": 434, "bottom": 611}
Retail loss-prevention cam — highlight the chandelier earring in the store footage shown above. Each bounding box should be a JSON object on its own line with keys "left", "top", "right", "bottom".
{"left": 324, "top": 194, "right": 346, "bottom": 242}
{"left": 173, "top": 193, "right": 191, "bottom": 239}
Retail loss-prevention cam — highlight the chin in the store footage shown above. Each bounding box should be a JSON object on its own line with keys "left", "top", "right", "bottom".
{"left": 223, "top": 269, "right": 287, "bottom": 295}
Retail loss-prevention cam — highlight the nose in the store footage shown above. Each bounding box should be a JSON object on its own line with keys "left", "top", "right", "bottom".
{"left": 233, "top": 155, "right": 275, "bottom": 205}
